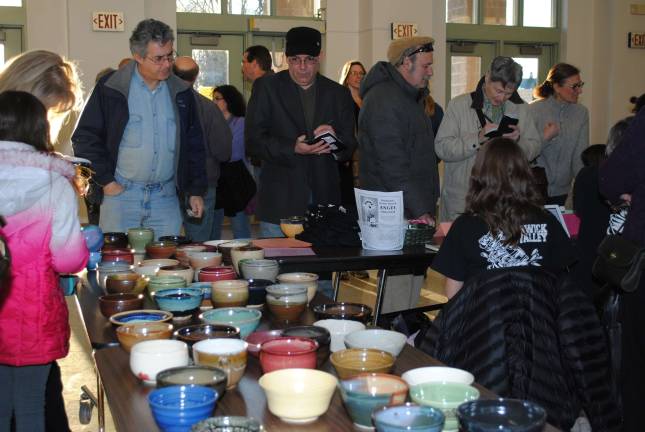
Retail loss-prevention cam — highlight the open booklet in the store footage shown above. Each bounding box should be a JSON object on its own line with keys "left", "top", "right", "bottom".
{"left": 484, "top": 114, "right": 519, "bottom": 139}
{"left": 305, "top": 131, "right": 346, "bottom": 153}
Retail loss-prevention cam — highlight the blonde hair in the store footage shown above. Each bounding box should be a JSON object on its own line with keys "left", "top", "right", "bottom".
{"left": 0, "top": 50, "right": 82, "bottom": 113}
{"left": 339, "top": 60, "right": 366, "bottom": 87}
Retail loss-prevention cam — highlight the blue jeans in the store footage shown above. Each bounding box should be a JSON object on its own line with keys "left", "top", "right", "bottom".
{"left": 259, "top": 221, "right": 285, "bottom": 238}
{"left": 0, "top": 363, "right": 52, "bottom": 432}
{"left": 213, "top": 209, "right": 251, "bottom": 239}
{"left": 99, "top": 173, "right": 182, "bottom": 240}
{"left": 183, "top": 187, "right": 217, "bottom": 242}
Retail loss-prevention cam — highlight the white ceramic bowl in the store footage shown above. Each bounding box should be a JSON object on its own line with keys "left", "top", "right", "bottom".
{"left": 277, "top": 272, "right": 318, "bottom": 303}
{"left": 259, "top": 368, "right": 337, "bottom": 424}
{"left": 129, "top": 339, "right": 189, "bottom": 385}
{"left": 344, "top": 329, "right": 407, "bottom": 357}
{"left": 134, "top": 264, "right": 159, "bottom": 278}
{"left": 313, "top": 319, "right": 366, "bottom": 353}
{"left": 140, "top": 258, "right": 180, "bottom": 269}
{"left": 401, "top": 366, "right": 475, "bottom": 387}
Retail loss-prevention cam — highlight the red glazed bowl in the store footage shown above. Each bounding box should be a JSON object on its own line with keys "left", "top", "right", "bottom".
{"left": 146, "top": 241, "right": 177, "bottom": 259}
{"left": 246, "top": 330, "right": 283, "bottom": 357}
{"left": 259, "top": 336, "right": 318, "bottom": 374}
{"left": 101, "top": 247, "right": 135, "bottom": 264}
{"left": 198, "top": 266, "right": 237, "bottom": 283}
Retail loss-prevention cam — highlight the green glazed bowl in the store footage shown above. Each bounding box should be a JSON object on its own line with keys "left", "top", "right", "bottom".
{"left": 409, "top": 382, "right": 479, "bottom": 432}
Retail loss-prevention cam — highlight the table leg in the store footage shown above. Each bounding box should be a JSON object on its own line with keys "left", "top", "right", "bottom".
{"left": 95, "top": 359, "right": 105, "bottom": 432}
{"left": 332, "top": 272, "right": 342, "bottom": 301}
{"left": 373, "top": 268, "right": 388, "bottom": 326}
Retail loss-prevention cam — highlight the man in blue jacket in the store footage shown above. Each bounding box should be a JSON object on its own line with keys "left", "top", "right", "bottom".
{"left": 72, "top": 19, "right": 206, "bottom": 238}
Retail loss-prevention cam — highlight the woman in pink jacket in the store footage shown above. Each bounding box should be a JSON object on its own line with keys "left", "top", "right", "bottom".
{"left": 0, "top": 91, "right": 88, "bottom": 431}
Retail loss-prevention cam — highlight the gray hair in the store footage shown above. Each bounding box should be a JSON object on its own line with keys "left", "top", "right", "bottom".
{"left": 488, "top": 56, "right": 523, "bottom": 88}
{"left": 606, "top": 116, "right": 634, "bottom": 156}
{"left": 129, "top": 19, "right": 174, "bottom": 57}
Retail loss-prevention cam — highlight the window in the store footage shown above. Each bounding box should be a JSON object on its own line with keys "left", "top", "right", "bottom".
{"left": 0, "top": 0, "right": 21, "bottom": 6}
{"left": 446, "top": 0, "right": 556, "bottom": 27}
{"left": 193, "top": 49, "right": 229, "bottom": 89}
{"left": 0, "top": 43, "right": 5, "bottom": 68}
{"left": 177, "top": 0, "right": 320, "bottom": 16}
{"left": 447, "top": 0, "right": 476, "bottom": 24}
{"left": 482, "top": 0, "right": 516, "bottom": 26}
{"left": 523, "top": 0, "right": 554, "bottom": 27}
{"left": 275, "top": 0, "right": 321, "bottom": 17}
{"left": 177, "top": 0, "right": 221, "bottom": 14}
{"left": 228, "top": 0, "right": 269, "bottom": 15}
{"left": 513, "top": 57, "right": 538, "bottom": 102}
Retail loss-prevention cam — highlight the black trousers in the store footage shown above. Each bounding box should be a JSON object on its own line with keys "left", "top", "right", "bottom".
{"left": 620, "top": 285, "right": 645, "bottom": 431}
{"left": 546, "top": 194, "right": 568, "bottom": 206}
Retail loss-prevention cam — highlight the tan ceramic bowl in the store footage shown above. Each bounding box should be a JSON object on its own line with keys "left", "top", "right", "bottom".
{"left": 116, "top": 322, "right": 173, "bottom": 352}
{"left": 211, "top": 279, "right": 249, "bottom": 308}
{"left": 188, "top": 252, "right": 223, "bottom": 274}
{"left": 330, "top": 348, "right": 395, "bottom": 380}
{"left": 105, "top": 272, "right": 147, "bottom": 295}
{"left": 277, "top": 272, "right": 318, "bottom": 303}
{"left": 230, "top": 246, "right": 264, "bottom": 275}
{"left": 157, "top": 265, "right": 194, "bottom": 286}
{"left": 259, "top": 368, "right": 337, "bottom": 424}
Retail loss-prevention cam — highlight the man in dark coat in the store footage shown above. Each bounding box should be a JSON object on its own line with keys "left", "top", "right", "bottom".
{"left": 245, "top": 26, "right": 356, "bottom": 237}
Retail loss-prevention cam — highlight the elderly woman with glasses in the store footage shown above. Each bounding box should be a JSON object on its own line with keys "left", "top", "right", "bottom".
{"left": 529, "top": 63, "right": 589, "bottom": 206}
{"left": 435, "top": 56, "right": 541, "bottom": 222}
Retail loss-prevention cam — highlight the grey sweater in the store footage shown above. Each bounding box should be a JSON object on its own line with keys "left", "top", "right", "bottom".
{"left": 529, "top": 96, "right": 589, "bottom": 197}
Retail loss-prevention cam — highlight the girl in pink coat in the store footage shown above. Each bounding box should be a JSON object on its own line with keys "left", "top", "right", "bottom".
{"left": 0, "top": 91, "right": 88, "bottom": 431}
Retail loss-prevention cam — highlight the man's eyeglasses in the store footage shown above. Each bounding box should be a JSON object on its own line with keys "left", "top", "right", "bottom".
{"left": 564, "top": 81, "right": 585, "bottom": 90}
{"left": 287, "top": 56, "right": 318, "bottom": 67}
{"left": 146, "top": 51, "right": 176, "bottom": 65}
{"left": 407, "top": 43, "right": 434, "bottom": 58}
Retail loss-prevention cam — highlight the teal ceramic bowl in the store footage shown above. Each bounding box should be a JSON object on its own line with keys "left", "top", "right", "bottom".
{"left": 409, "top": 382, "right": 480, "bottom": 432}
{"left": 339, "top": 373, "right": 408, "bottom": 430}
{"left": 199, "top": 307, "right": 262, "bottom": 339}
{"left": 372, "top": 403, "right": 445, "bottom": 432}
{"left": 153, "top": 288, "right": 203, "bottom": 315}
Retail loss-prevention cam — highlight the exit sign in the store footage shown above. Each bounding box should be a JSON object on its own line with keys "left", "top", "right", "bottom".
{"left": 628, "top": 32, "right": 645, "bottom": 48}
{"left": 92, "top": 11, "right": 124, "bottom": 32}
{"left": 391, "top": 22, "right": 418, "bottom": 40}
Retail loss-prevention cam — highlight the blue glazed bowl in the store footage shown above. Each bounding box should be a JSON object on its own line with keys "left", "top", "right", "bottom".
{"left": 153, "top": 288, "right": 203, "bottom": 315}
{"left": 148, "top": 385, "right": 217, "bottom": 432}
{"left": 109, "top": 309, "right": 173, "bottom": 326}
{"left": 246, "top": 278, "right": 273, "bottom": 305}
{"left": 200, "top": 307, "right": 261, "bottom": 339}
{"left": 457, "top": 399, "right": 547, "bottom": 432}
{"left": 372, "top": 403, "right": 445, "bottom": 431}
{"left": 189, "top": 282, "right": 213, "bottom": 300}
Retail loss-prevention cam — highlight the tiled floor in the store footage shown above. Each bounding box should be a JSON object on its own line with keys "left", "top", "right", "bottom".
{"left": 60, "top": 263, "right": 446, "bottom": 431}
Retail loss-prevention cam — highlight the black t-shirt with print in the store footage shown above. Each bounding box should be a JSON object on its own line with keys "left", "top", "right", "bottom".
{"left": 432, "top": 212, "right": 576, "bottom": 283}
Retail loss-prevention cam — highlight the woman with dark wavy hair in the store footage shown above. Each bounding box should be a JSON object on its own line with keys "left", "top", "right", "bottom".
{"left": 431, "top": 137, "right": 575, "bottom": 298}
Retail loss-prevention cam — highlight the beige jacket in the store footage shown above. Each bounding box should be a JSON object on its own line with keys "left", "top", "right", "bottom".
{"left": 435, "top": 92, "right": 541, "bottom": 221}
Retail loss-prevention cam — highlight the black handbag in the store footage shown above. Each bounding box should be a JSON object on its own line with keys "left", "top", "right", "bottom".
{"left": 215, "top": 160, "right": 257, "bottom": 217}
{"left": 592, "top": 235, "right": 645, "bottom": 292}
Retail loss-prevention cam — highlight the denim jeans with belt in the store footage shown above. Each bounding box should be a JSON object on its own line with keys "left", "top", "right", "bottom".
{"left": 99, "top": 173, "right": 182, "bottom": 239}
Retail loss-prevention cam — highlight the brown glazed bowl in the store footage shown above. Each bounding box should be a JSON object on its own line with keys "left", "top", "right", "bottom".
{"left": 145, "top": 241, "right": 177, "bottom": 259}
{"left": 105, "top": 272, "right": 148, "bottom": 295}
{"left": 330, "top": 348, "right": 395, "bottom": 380}
{"left": 312, "top": 302, "right": 373, "bottom": 324}
{"left": 98, "top": 293, "right": 144, "bottom": 318}
{"left": 173, "top": 324, "right": 241, "bottom": 349}
{"left": 115, "top": 322, "right": 174, "bottom": 352}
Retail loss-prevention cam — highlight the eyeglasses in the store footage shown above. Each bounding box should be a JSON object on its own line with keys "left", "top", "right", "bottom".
{"left": 564, "top": 81, "right": 585, "bottom": 90}
{"left": 349, "top": 71, "right": 365, "bottom": 77}
{"left": 213, "top": 96, "right": 224, "bottom": 101}
{"left": 146, "top": 51, "right": 176, "bottom": 65}
{"left": 287, "top": 56, "right": 318, "bottom": 66}
{"left": 407, "top": 43, "right": 434, "bottom": 58}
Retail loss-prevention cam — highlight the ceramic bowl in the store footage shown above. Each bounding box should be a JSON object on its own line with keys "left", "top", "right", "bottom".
{"left": 134, "top": 264, "right": 159, "bottom": 278}
{"left": 202, "top": 240, "right": 229, "bottom": 250}
{"left": 130, "top": 339, "right": 189, "bottom": 384}
{"left": 281, "top": 325, "right": 331, "bottom": 367}
{"left": 339, "top": 373, "right": 409, "bottom": 430}
{"left": 245, "top": 330, "right": 283, "bottom": 357}
{"left": 148, "top": 385, "right": 217, "bottom": 430}
{"left": 198, "top": 265, "right": 237, "bottom": 283}
{"left": 211, "top": 279, "right": 249, "bottom": 308}
{"left": 230, "top": 246, "right": 264, "bottom": 275}
{"left": 140, "top": 258, "right": 180, "bottom": 269}
{"left": 239, "top": 259, "right": 279, "bottom": 282}
{"left": 127, "top": 227, "right": 154, "bottom": 253}
{"left": 176, "top": 244, "right": 208, "bottom": 266}
{"left": 101, "top": 247, "right": 135, "bottom": 265}
{"left": 259, "top": 337, "right": 318, "bottom": 374}
{"left": 109, "top": 309, "right": 174, "bottom": 326}
{"left": 157, "top": 264, "right": 194, "bottom": 286}
{"left": 98, "top": 293, "right": 144, "bottom": 318}
{"left": 103, "top": 231, "right": 129, "bottom": 249}
{"left": 156, "top": 365, "right": 228, "bottom": 398}
{"left": 246, "top": 278, "right": 273, "bottom": 306}
{"left": 276, "top": 272, "right": 318, "bottom": 303}
{"left": 189, "top": 252, "right": 223, "bottom": 275}
{"left": 200, "top": 307, "right": 262, "bottom": 339}
{"left": 147, "top": 275, "right": 186, "bottom": 295}
{"left": 344, "top": 329, "right": 408, "bottom": 357}
{"left": 115, "top": 322, "right": 173, "bottom": 352}
{"left": 372, "top": 403, "right": 445, "bottom": 432}
{"left": 174, "top": 324, "right": 240, "bottom": 349}
{"left": 192, "top": 416, "right": 263, "bottom": 432}
{"left": 189, "top": 282, "right": 214, "bottom": 300}
{"left": 153, "top": 287, "right": 203, "bottom": 315}
{"left": 313, "top": 319, "right": 366, "bottom": 352}
{"left": 279, "top": 216, "right": 305, "bottom": 238}
{"left": 217, "top": 240, "right": 251, "bottom": 265}
{"left": 159, "top": 235, "right": 192, "bottom": 246}
{"left": 401, "top": 366, "right": 475, "bottom": 388}
{"left": 457, "top": 399, "right": 547, "bottom": 432}
{"left": 312, "top": 302, "right": 373, "bottom": 323}
{"left": 330, "top": 348, "right": 395, "bottom": 380}
{"left": 145, "top": 241, "right": 177, "bottom": 259}
{"left": 265, "top": 284, "right": 307, "bottom": 322}
{"left": 105, "top": 272, "right": 147, "bottom": 295}
{"left": 96, "top": 262, "right": 132, "bottom": 289}
{"left": 193, "top": 338, "right": 248, "bottom": 389}
{"left": 259, "top": 368, "right": 337, "bottom": 424}
{"left": 409, "top": 382, "right": 480, "bottom": 432}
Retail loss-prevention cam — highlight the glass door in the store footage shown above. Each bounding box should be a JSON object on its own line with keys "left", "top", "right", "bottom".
{"left": 245, "top": 34, "right": 288, "bottom": 97}
{"left": 446, "top": 41, "right": 496, "bottom": 100}
{"left": 0, "top": 27, "right": 22, "bottom": 67}
{"left": 177, "top": 32, "right": 245, "bottom": 98}
{"left": 503, "top": 43, "right": 555, "bottom": 102}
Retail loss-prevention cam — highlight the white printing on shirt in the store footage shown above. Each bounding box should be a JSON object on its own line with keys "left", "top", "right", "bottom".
{"left": 478, "top": 224, "right": 547, "bottom": 269}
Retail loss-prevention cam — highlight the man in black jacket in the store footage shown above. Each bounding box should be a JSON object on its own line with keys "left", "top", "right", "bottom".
{"left": 245, "top": 26, "right": 356, "bottom": 237}
{"left": 72, "top": 19, "right": 207, "bottom": 239}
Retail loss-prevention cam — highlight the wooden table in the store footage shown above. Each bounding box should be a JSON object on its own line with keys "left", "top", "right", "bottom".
{"left": 267, "top": 245, "right": 438, "bottom": 325}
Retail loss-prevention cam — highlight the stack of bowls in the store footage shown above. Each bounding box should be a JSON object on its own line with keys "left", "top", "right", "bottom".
{"left": 98, "top": 293, "right": 144, "bottom": 318}
{"left": 330, "top": 348, "right": 396, "bottom": 379}
{"left": 339, "top": 373, "right": 409, "bottom": 430}
{"left": 147, "top": 275, "right": 186, "bottom": 295}
{"left": 409, "top": 382, "right": 480, "bottom": 431}
{"left": 259, "top": 337, "right": 318, "bottom": 373}
{"left": 282, "top": 325, "right": 331, "bottom": 367}
{"left": 200, "top": 307, "right": 261, "bottom": 339}
{"left": 265, "top": 284, "right": 308, "bottom": 323}
{"left": 153, "top": 287, "right": 203, "bottom": 317}
{"left": 175, "top": 244, "right": 207, "bottom": 266}
{"left": 147, "top": 385, "right": 218, "bottom": 431}
{"left": 115, "top": 322, "right": 173, "bottom": 352}
{"left": 211, "top": 280, "right": 249, "bottom": 308}
{"left": 157, "top": 264, "right": 194, "bottom": 286}
{"left": 145, "top": 241, "right": 177, "bottom": 259}
{"left": 129, "top": 339, "right": 189, "bottom": 385}
{"left": 217, "top": 240, "right": 251, "bottom": 266}
{"left": 105, "top": 272, "right": 147, "bottom": 295}
{"left": 277, "top": 272, "right": 318, "bottom": 303}
{"left": 198, "top": 266, "right": 237, "bottom": 283}
{"left": 314, "top": 319, "right": 366, "bottom": 353}
{"left": 239, "top": 259, "right": 279, "bottom": 282}
{"left": 230, "top": 245, "right": 264, "bottom": 275}
{"left": 156, "top": 365, "right": 228, "bottom": 399}
{"left": 372, "top": 403, "right": 445, "bottom": 432}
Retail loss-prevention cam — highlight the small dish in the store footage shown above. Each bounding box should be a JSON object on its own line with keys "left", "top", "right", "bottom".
{"left": 312, "top": 302, "right": 372, "bottom": 323}
{"left": 109, "top": 309, "right": 173, "bottom": 326}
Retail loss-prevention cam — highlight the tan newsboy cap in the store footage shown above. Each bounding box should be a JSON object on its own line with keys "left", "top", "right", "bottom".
{"left": 387, "top": 36, "right": 435, "bottom": 65}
